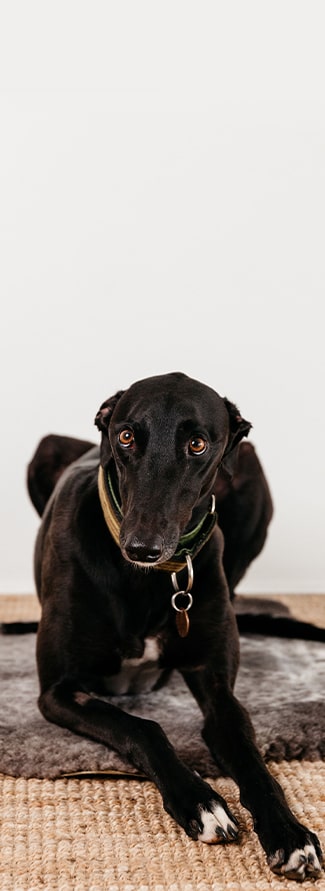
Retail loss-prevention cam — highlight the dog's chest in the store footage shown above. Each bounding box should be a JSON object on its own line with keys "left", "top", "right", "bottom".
{"left": 103, "top": 637, "right": 163, "bottom": 695}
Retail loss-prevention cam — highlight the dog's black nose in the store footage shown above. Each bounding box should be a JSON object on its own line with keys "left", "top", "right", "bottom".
{"left": 124, "top": 538, "right": 163, "bottom": 564}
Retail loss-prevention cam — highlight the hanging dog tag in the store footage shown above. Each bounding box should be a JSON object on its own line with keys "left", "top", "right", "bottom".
{"left": 176, "top": 608, "right": 190, "bottom": 638}
{"left": 171, "top": 555, "right": 194, "bottom": 639}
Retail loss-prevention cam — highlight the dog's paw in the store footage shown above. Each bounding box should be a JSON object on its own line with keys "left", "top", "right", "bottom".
{"left": 268, "top": 835, "right": 323, "bottom": 882}
{"left": 164, "top": 773, "right": 239, "bottom": 845}
{"left": 195, "top": 801, "right": 239, "bottom": 844}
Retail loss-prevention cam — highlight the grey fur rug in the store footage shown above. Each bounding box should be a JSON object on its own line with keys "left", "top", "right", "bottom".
{"left": 1, "top": 612, "right": 325, "bottom": 779}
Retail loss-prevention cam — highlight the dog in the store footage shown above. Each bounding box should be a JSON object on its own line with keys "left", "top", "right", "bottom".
{"left": 27, "top": 372, "right": 323, "bottom": 881}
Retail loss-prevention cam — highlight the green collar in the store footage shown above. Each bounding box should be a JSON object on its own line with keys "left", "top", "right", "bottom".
{"left": 98, "top": 465, "right": 217, "bottom": 571}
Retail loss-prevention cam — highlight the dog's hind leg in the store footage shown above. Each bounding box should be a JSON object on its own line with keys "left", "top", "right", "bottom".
{"left": 216, "top": 442, "right": 274, "bottom": 597}
{"left": 27, "top": 434, "right": 95, "bottom": 516}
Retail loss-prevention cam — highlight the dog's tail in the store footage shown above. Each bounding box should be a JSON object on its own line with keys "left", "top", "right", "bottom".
{"left": 27, "top": 434, "right": 95, "bottom": 516}
{"left": 1, "top": 621, "right": 39, "bottom": 634}
{"left": 236, "top": 613, "right": 325, "bottom": 641}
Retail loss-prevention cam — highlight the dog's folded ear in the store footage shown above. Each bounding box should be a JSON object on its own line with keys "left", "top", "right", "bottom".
{"left": 95, "top": 391, "right": 125, "bottom": 464}
{"left": 94, "top": 391, "right": 125, "bottom": 433}
{"left": 222, "top": 398, "right": 252, "bottom": 476}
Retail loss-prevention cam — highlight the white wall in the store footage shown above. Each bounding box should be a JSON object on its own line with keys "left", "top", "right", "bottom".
{"left": 1, "top": 2, "right": 324, "bottom": 594}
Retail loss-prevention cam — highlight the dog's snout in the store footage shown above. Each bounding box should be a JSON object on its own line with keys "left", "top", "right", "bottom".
{"left": 124, "top": 536, "right": 164, "bottom": 565}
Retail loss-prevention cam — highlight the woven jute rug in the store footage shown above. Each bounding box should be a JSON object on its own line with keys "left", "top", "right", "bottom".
{"left": 0, "top": 594, "right": 324, "bottom": 891}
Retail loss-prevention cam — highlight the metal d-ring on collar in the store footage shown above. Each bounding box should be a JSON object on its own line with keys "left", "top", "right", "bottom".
{"left": 171, "top": 553, "right": 194, "bottom": 638}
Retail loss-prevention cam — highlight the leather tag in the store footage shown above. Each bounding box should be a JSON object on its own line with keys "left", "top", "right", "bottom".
{"left": 176, "top": 610, "right": 190, "bottom": 637}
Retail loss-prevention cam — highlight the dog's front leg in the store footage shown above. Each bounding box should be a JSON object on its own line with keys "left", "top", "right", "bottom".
{"left": 182, "top": 668, "right": 323, "bottom": 881}
{"left": 39, "top": 678, "right": 239, "bottom": 844}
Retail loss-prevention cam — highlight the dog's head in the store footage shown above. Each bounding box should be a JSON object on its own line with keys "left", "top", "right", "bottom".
{"left": 95, "top": 372, "right": 251, "bottom": 567}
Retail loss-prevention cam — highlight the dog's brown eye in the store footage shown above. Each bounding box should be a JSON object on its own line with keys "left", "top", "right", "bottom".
{"left": 189, "top": 436, "right": 207, "bottom": 455}
{"left": 118, "top": 429, "right": 135, "bottom": 447}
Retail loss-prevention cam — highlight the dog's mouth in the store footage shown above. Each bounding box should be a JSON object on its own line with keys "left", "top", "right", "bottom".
{"left": 123, "top": 557, "right": 170, "bottom": 571}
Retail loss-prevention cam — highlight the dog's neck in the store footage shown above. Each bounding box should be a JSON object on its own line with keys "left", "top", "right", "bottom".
{"left": 97, "top": 464, "right": 217, "bottom": 572}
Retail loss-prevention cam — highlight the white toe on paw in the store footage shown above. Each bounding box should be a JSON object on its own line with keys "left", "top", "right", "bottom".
{"left": 270, "top": 843, "right": 322, "bottom": 879}
{"left": 198, "top": 802, "right": 238, "bottom": 844}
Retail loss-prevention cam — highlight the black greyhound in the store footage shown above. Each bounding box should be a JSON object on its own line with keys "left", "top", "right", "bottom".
{"left": 26, "top": 372, "right": 322, "bottom": 881}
